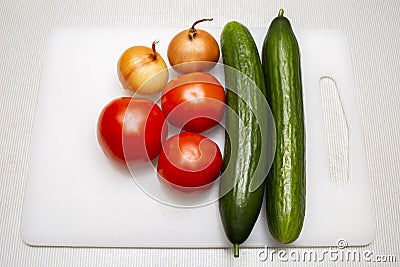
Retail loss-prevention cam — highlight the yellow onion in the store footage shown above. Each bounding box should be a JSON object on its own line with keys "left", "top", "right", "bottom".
{"left": 117, "top": 40, "right": 168, "bottom": 95}
{"left": 167, "top": 19, "right": 220, "bottom": 73}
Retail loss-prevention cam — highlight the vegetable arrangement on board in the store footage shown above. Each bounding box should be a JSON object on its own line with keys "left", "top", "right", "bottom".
{"left": 96, "top": 9, "right": 305, "bottom": 258}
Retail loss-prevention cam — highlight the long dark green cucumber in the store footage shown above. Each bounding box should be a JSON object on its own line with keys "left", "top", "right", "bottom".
{"left": 219, "top": 21, "right": 268, "bottom": 257}
{"left": 262, "top": 9, "right": 305, "bottom": 244}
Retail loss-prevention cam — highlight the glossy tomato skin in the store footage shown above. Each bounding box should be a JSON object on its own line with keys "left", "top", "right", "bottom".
{"left": 157, "top": 132, "right": 223, "bottom": 188}
{"left": 97, "top": 97, "right": 167, "bottom": 166}
{"left": 161, "top": 72, "right": 225, "bottom": 133}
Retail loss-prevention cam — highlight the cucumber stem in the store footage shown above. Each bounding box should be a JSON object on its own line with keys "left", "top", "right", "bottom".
{"left": 278, "top": 8, "right": 284, "bottom": 17}
{"left": 233, "top": 244, "right": 239, "bottom": 257}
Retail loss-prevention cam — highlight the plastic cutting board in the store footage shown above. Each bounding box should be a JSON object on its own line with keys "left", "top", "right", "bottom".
{"left": 20, "top": 27, "right": 375, "bottom": 248}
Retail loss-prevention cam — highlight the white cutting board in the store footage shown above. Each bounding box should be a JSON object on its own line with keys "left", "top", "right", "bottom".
{"left": 20, "top": 27, "right": 375, "bottom": 248}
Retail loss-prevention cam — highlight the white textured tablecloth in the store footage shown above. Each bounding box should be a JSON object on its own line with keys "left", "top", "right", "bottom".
{"left": 1, "top": 0, "right": 399, "bottom": 266}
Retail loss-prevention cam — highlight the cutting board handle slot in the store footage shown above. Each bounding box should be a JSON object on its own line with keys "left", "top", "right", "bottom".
{"left": 319, "top": 76, "right": 349, "bottom": 185}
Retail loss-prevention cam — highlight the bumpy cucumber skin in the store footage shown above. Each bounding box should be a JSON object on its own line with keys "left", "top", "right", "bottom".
{"left": 262, "top": 10, "right": 306, "bottom": 244}
{"left": 219, "top": 21, "right": 267, "bottom": 252}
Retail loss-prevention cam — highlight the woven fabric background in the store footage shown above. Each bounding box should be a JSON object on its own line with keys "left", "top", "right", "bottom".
{"left": 1, "top": 0, "right": 399, "bottom": 266}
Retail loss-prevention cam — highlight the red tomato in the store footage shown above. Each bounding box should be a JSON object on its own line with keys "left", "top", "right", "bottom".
{"left": 97, "top": 97, "right": 167, "bottom": 166}
{"left": 161, "top": 72, "right": 225, "bottom": 133}
{"left": 157, "top": 132, "right": 223, "bottom": 188}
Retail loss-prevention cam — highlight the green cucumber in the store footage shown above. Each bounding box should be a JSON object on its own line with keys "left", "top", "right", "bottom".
{"left": 219, "top": 21, "right": 268, "bottom": 257}
{"left": 262, "top": 9, "right": 306, "bottom": 244}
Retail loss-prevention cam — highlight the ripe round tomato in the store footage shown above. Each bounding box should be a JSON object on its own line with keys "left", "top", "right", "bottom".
{"left": 97, "top": 97, "right": 167, "bottom": 166}
{"left": 157, "top": 132, "right": 223, "bottom": 188}
{"left": 161, "top": 72, "right": 225, "bottom": 133}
